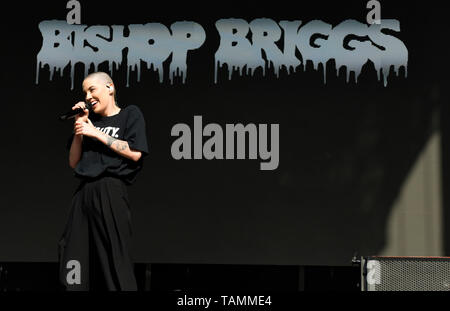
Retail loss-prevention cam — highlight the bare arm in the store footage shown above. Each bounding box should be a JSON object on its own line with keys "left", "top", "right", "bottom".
{"left": 95, "top": 130, "right": 142, "bottom": 162}
{"left": 68, "top": 101, "right": 89, "bottom": 169}
{"left": 69, "top": 134, "right": 83, "bottom": 169}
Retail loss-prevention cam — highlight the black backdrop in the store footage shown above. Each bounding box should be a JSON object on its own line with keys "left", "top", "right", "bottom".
{"left": 0, "top": 1, "right": 446, "bottom": 265}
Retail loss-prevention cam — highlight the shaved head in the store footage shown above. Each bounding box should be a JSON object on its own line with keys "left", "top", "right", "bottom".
{"left": 84, "top": 71, "right": 113, "bottom": 85}
{"left": 83, "top": 71, "right": 118, "bottom": 107}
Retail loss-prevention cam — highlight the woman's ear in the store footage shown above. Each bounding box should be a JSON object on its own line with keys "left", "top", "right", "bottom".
{"left": 107, "top": 84, "right": 114, "bottom": 94}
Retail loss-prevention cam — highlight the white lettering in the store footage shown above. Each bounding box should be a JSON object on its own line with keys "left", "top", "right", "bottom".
{"left": 171, "top": 116, "right": 279, "bottom": 170}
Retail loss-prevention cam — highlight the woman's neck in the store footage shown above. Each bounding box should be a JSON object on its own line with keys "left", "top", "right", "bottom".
{"left": 103, "top": 102, "right": 120, "bottom": 117}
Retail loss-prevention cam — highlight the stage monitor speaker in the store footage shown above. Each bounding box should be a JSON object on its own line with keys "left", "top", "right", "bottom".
{"left": 361, "top": 256, "right": 450, "bottom": 291}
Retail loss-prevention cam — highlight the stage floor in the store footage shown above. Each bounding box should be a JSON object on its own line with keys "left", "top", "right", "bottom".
{"left": 0, "top": 262, "right": 360, "bottom": 291}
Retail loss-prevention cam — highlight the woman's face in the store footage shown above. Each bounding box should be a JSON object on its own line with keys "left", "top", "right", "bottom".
{"left": 82, "top": 77, "right": 113, "bottom": 115}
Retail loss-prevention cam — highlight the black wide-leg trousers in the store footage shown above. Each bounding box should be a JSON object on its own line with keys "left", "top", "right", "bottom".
{"left": 58, "top": 176, "right": 137, "bottom": 291}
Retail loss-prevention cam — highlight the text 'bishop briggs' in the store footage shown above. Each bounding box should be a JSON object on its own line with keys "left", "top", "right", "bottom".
{"left": 171, "top": 116, "right": 279, "bottom": 170}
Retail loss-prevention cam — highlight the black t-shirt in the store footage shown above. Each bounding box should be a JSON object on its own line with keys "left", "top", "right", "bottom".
{"left": 66, "top": 104, "right": 149, "bottom": 185}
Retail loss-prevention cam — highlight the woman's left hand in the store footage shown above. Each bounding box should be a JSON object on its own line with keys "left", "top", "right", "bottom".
{"left": 74, "top": 119, "right": 99, "bottom": 139}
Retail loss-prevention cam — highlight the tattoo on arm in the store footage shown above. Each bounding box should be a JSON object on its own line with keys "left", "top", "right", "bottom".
{"left": 106, "top": 136, "right": 117, "bottom": 147}
{"left": 114, "top": 141, "right": 129, "bottom": 151}
{"left": 105, "top": 134, "right": 129, "bottom": 151}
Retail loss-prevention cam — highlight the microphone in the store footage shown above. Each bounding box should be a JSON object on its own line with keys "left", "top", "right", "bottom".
{"left": 59, "top": 102, "right": 93, "bottom": 121}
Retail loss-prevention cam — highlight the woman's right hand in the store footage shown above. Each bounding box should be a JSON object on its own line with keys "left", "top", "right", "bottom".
{"left": 72, "top": 101, "right": 89, "bottom": 124}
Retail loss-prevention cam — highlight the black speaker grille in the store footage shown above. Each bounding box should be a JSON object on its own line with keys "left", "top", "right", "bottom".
{"left": 363, "top": 257, "right": 450, "bottom": 291}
